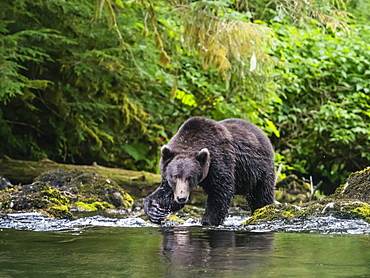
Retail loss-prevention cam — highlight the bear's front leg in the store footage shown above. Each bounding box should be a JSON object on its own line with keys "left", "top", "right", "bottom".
{"left": 143, "top": 180, "right": 184, "bottom": 224}
{"left": 201, "top": 192, "right": 233, "bottom": 226}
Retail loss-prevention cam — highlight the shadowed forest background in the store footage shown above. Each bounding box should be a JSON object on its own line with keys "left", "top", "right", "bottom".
{"left": 1, "top": 0, "right": 370, "bottom": 194}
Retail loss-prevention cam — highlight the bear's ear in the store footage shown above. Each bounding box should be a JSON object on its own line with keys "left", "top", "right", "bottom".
{"left": 161, "top": 145, "right": 174, "bottom": 161}
{"left": 196, "top": 148, "right": 210, "bottom": 167}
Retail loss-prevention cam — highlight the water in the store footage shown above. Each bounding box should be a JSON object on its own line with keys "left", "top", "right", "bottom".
{"left": 0, "top": 213, "right": 370, "bottom": 277}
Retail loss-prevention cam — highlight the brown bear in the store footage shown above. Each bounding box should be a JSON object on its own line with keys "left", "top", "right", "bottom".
{"left": 144, "top": 116, "right": 275, "bottom": 226}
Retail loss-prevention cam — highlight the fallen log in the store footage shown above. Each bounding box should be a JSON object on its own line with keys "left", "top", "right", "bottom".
{"left": 0, "top": 156, "right": 161, "bottom": 198}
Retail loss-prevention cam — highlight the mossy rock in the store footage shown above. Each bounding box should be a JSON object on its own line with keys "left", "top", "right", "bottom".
{"left": 245, "top": 167, "right": 370, "bottom": 225}
{"left": 161, "top": 214, "right": 186, "bottom": 226}
{"left": 0, "top": 169, "right": 135, "bottom": 218}
{"left": 74, "top": 201, "right": 115, "bottom": 211}
{"left": 35, "top": 169, "right": 134, "bottom": 209}
{"left": 332, "top": 167, "right": 370, "bottom": 202}
{"left": 245, "top": 198, "right": 370, "bottom": 225}
{"left": 244, "top": 204, "right": 298, "bottom": 224}
{"left": 0, "top": 182, "right": 72, "bottom": 219}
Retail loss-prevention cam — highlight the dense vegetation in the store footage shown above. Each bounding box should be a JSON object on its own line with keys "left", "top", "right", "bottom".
{"left": 1, "top": 0, "right": 369, "bottom": 193}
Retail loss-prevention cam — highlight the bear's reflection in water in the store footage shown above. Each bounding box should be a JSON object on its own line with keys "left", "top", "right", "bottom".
{"left": 160, "top": 227, "right": 274, "bottom": 277}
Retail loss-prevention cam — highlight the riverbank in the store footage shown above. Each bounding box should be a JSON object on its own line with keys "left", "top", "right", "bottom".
{"left": 1, "top": 158, "right": 369, "bottom": 226}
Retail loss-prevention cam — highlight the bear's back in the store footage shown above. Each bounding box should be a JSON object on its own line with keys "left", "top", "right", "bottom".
{"left": 168, "top": 116, "right": 232, "bottom": 152}
{"left": 219, "top": 118, "right": 274, "bottom": 158}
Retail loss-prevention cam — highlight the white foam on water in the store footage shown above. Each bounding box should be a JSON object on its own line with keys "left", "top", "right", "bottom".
{"left": 1, "top": 213, "right": 370, "bottom": 234}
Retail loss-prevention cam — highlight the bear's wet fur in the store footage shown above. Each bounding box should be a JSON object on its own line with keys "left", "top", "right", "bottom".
{"left": 144, "top": 116, "right": 275, "bottom": 226}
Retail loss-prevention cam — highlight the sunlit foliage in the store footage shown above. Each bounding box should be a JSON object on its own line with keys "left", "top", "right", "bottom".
{"left": 1, "top": 0, "right": 369, "bottom": 193}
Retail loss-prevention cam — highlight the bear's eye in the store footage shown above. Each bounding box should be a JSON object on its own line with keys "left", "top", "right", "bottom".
{"left": 187, "top": 177, "right": 194, "bottom": 183}
{"left": 169, "top": 174, "right": 178, "bottom": 181}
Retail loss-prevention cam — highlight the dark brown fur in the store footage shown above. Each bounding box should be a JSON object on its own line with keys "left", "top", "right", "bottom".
{"left": 144, "top": 116, "right": 275, "bottom": 226}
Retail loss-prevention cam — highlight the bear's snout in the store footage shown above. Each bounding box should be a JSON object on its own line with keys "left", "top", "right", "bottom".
{"left": 174, "top": 178, "right": 190, "bottom": 204}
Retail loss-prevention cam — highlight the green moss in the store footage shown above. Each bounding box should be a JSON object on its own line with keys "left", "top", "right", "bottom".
{"left": 0, "top": 169, "right": 137, "bottom": 218}
{"left": 352, "top": 205, "right": 370, "bottom": 222}
{"left": 332, "top": 167, "right": 370, "bottom": 202}
{"left": 162, "top": 214, "right": 186, "bottom": 226}
{"left": 49, "top": 204, "right": 72, "bottom": 219}
{"left": 243, "top": 204, "right": 298, "bottom": 225}
{"left": 31, "top": 183, "right": 72, "bottom": 219}
{"left": 74, "top": 201, "right": 115, "bottom": 211}
{"left": 332, "top": 201, "right": 370, "bottom": 223}
{"left": 121, "top": 192, "right": 134, "bottom": 208}
{"left": 43, "top": 170, "right": 135, "bottom": 208}
{"left": 0, "top": 188, "right": 18, "bottom": 194}
{"left": 166, "top": 214, "right": 184, "bottom": 221}
{"left": 181, "top": 205, "right": 204, "bottom": 216}
{"left": 242, "top": 167, "right": 370, "bottom": 226}
{"left": 242, "top": 199, "right": 370, "bottom": 226}
{"left": 74, "top": 202, "right": 98, "bottom": 211}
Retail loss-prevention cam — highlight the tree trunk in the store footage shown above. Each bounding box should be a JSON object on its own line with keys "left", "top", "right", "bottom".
{"left": 0, "top": 156, "right": 161, "bottom": 198}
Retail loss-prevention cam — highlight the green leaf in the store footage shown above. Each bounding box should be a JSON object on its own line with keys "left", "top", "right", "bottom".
{"left": 123, "top": 142, "right": 149, "bottom": 161}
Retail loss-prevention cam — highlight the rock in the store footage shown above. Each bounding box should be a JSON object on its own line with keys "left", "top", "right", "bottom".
{"left": 331, "top": 167, "right": 370, "bottom": 202}
{"left": 0, "top": 181, "right": 72, "bottom": 219}
{"left": 34, "top": 169, "right": 134, "bottom": 209}
{"left": 0, "top": 156, "right": 161, "bottom": 198}
{"left": 0, "top": 169, "right": 134, "bottom": 218}
{"left": 245, "top": 167, "right": 370, "bottom": 225}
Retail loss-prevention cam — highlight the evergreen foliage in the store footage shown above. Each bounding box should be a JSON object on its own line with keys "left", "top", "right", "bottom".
{"left": 1, "top": 0, "right": 156, "bottom": 169}
{"left": 1, "top": 0, "right": 369, "bottom": 193}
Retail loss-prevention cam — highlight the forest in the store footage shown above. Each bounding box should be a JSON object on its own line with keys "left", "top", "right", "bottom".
{"left": 1, "top": 0, "right": 370, "bottom": 194}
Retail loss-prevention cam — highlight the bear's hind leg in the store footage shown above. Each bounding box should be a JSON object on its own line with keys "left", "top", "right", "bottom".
{"left": 247, "top": 175, "right": 275, "bottom": 213}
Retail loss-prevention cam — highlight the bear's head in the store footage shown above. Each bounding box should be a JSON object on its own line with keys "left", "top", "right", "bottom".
{"left": 160, "top": 145, "right": 210, "bottom": 204}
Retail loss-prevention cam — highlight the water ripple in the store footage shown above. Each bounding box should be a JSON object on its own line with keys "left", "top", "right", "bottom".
{"left": 0, "top": 213, "right": 369, "bottom": 234}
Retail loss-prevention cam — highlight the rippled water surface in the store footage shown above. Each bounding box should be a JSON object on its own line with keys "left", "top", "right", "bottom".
{"left": 1, "top": 213, "right": 370, "bottom": 277}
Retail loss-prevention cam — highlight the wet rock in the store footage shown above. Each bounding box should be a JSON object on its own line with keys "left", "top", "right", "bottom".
{"left": 34, "top": 169, "right": 134, "bottom": 209}
{"left": 0, "top": 169, "right": 134, "bottom": 218}
{"left": 245, "top": 200, "right": 370, "bottom": 225}
{"left": 331, "top": 167, "right": 370, "bottom": 202}
{"left": 0, "top": 181, "right": 72, "bottom": 219}
{"left": 246, "top": 167, "right": 370, "bottom": 225}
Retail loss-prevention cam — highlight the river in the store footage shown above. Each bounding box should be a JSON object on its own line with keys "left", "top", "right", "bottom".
{"left": 0, "top": 213, "right": 370, "bottom": 277}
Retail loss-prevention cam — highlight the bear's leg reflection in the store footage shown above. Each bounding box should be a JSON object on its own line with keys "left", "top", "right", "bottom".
{"left": 160, "top": 227, "right": 275, "bottom": 276}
